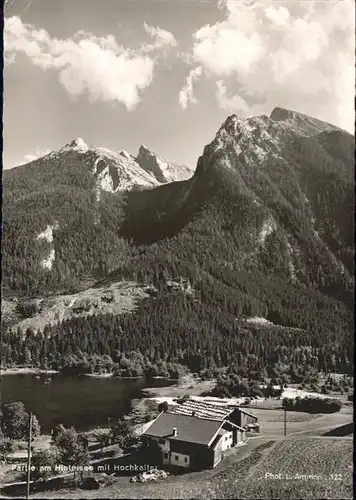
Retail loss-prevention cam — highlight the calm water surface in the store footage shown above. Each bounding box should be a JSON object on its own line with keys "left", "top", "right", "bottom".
{"left": 1, "top": 374, "right": 172, "bottom": 432}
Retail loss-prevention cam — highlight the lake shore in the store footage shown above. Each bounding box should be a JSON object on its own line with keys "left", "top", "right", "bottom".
{"left": 142, "top": 373, "right": 216, "bottom": 399}
{"left": 128, "top": 374, "right": 217, "bottom": 425}
{"left": 0, "top": 367, "right": 59, "bottom": 376}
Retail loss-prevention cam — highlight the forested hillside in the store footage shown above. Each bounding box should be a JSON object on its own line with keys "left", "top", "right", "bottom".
{"left": 2, "top": 108, "right": 354, "bottom": 379}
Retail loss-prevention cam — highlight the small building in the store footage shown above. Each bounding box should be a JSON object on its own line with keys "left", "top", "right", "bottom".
{"left": 234, "top": 407, "right": 259, "bottom": 430}
{"left": 171, "top": 398, "right": 259, "bottom": 432}
{"left": 143, "top": 412, "right": 245, "bottom": 470}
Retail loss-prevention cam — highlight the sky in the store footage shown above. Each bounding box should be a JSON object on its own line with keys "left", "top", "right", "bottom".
{"left": 3, "top": 0, "right": 355, "bottom": 170}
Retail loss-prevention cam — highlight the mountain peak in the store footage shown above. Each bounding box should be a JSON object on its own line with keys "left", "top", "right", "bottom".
{"left": 138, "top": 144, "right": 155, "bottom": 155}
{"left": 270, "top": 107, "right": 339, "bottom": 136}
{"left": 270, "top": 106, "right": 299, "bottom": 122}
{"left": 119, "top": 150, "right": 132, "bottom": 160}
{"left": 64, "top": 137, "right": 89, "bottom": 152}
{"left": 137, "top": 144, "right": 193, "bottom": 184}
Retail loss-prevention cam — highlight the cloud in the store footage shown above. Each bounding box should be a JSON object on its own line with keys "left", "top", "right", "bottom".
{"left": 185, "top": 0, "right": 355, "bottom": 132}
{"left": 4, "top": 17, "right": 176, "bottom": 110}
{"left": 216, "top": 81, "right": 249, "bottom": 114}
{"left": 23, "top": 147, "right": 52, "bottom": 163}
{"left": 179, "top": 66, "right": 202, "bottom": 109}
{"left": 264, "top": 5, "right": 290, "bottom": 27}
{"left": 143, "top": 22, "right": 177, "bottom": 52}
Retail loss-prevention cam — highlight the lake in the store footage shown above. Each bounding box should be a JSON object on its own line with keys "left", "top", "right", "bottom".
{"left": 1, "top": 374, "right": 173, "bottom": 433}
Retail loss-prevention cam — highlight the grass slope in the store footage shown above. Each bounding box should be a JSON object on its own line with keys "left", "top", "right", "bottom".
{"left": 25, "top": 437, "right": 352, "bottom": 500}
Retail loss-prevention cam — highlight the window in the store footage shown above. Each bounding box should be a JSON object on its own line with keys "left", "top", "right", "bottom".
{"left": 164, "top": 453, "right": 168, "bottom": 459}
{"left": 184, "top": 457, "right": 188, "bottom": 463}
{"left": 175, "top": 455, "right": 179, "bottom": 461}
{"left": 158, "top": 439, "right": 165, "bottom": 445}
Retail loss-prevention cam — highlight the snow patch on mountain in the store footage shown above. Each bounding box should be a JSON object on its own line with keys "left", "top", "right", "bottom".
{"left": 245, "top": 317, "right": 274, "bottom": 326}
{"left": 36, "top": 223, "right": 59, "bottom": 270}
{"left": 37, "top": 223, "right": 58, "bottom": 243}
{"left": 46, "top": 138, "right": 89, "bottom": 160}
{"left": 36, "top": 222, "right": 59, "bottom": 243}
{"left": 41, "top": 248, "right": 55, "bottom": 270}
{"left": 259, "top": 218, "right": 276, "bottom": 244}
{"left": 119, "top": 150, "right": 132, "bottom": 160}
{"left": 93, "top": 157, "right": 115, "bottom": 193}
{"left": 67, "top": 137, "right": 89, "bottom": 151}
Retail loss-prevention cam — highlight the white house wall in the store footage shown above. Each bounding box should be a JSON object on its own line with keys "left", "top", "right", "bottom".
{"left": 170, "top": 451, "right": 190, "bottom": 468}
{"left": 221, "top": 431, "right": 233, "bottom": 451}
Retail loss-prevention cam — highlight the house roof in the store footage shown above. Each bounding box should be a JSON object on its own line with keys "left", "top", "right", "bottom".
{"left": 222, "top": 420, "right": 245, "bottom": 432}
{"left": 143, "top": 412, "right": 223, "bottom": 446}
{"left": 236, "top": 407, "right": 258, "bottom": 419}
{"left": 171, "top": 399, "right": 234, "bottom": 420}
{"left": 171, "top": 399, "right": 257, "bottom": 422}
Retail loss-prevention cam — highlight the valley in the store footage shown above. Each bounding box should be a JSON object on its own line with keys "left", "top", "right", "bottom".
{"left": 1, "top": 108, "right": 354, "bottom": 500}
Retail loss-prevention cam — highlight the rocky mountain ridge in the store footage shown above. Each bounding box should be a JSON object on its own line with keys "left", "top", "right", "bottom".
{"left": 15, "top": 138, "right": 194, "bottom": 194}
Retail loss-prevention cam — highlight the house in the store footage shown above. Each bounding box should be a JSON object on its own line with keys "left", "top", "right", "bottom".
{"left": 234, "top": 407, "right": 259, "bottom": 431}
{"left": 142, "top": 412, "right": 245, "bottom": 470}
{"left": 171, "top": 398, "right": 260, "bottom": 432}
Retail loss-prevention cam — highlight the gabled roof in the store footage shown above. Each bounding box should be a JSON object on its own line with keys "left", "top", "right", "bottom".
{"left": 143, "top": 412, "right": 223, "bottom": 446}
{"left": 236, "top": 407, "right": 258, "bottom": 419}
{"left": 170, "top": 398, "right": 257, "bottom": 421}
{"left": 171, "top": 399, "right": 233, "bottom": 420}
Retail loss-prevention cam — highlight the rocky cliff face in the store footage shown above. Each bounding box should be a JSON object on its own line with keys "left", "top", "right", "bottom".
{"left": 136, "top": 145, "right": 194, "bottom": 183}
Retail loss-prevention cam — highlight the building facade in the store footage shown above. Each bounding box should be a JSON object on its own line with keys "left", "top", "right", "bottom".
{"left": 143, "top": 412, "right": 246, "bottom": 470}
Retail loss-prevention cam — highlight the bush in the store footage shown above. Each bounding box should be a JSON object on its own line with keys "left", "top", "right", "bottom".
{"left": 282, "top": 396, "right": 342, "bottom": 413}
{"left": 1, "top": 402, "right": 41, "bottom": 440}
{"left": 16, "top": 300, "right": 40, "bottom": 318}
{"left": 0, "top": 436, "right": 14, "bottom": 462}
{"left": 158, "top": 401, "right": 169, "bottom": 413}
{"left": 31, "top": 447, "right": 60, "bottom": 480}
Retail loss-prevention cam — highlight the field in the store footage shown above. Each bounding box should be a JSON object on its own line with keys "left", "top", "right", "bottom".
{"left": 216, "top": 438, "right": 353, "bottom": 500}
{"left": 250, "top": 405, "right": 353, "bottom": 437}
{"left": 22, "top": 436, "right": 353, "bottom": 500}
{"left": 2, "top": 400, "right": 353, "bottom": 499}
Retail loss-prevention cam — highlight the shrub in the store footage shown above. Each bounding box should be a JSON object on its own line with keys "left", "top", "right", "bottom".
{"left": 283, "top": 396, "right": 342, "bottom": 413}
{"left": 158, "top": 401, "right": 169, "bottom": 413}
